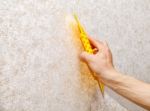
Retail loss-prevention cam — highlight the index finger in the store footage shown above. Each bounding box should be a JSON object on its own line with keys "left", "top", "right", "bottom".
{"left": 88, "top": 36, "right": 104, "bottom": 50}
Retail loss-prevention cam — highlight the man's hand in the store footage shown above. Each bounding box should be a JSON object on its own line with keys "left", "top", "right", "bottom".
{"left": 79, "top": 36, "right": 150, "bottom": 110}
{"left": 80, "top": 37, "right": 114, "bottom": 78}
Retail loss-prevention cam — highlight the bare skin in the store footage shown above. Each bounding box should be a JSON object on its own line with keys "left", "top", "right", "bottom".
{"left": 80, "top": 37, "right": 150, "bottom": 110}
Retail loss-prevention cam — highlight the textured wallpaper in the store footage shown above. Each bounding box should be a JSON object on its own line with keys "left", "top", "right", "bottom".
{"left": 0, "top": 0, "right": 150, "bottom": 111}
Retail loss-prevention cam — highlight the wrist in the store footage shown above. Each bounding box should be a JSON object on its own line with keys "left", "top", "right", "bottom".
{"left": 97, "top": 67, "right": 119, "bottom": 84}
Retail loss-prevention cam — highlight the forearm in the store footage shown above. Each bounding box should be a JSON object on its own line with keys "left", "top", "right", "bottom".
{"left": 99, "top": 70, "right": 150, "bottom": 110}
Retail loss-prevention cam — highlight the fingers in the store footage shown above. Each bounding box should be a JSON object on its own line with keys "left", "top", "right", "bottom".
{"left": 80, "top": 51, "right": 93, "bottom": 63}
{"left": 81, "top": 35, "right": 113, "bottom": 63}
{"left": 88, "top": 36, "right": 111, "bottom": 58}
{"left": 103, "top": 41, "right": 113, "bottom": 64}
{"left": 103, "top": 41, "right": 110, "bottom": 49}
{"left": 93, "top": 48, "right": 98, "bottom": 54}
{"left": 88, "top": 36, "right": 104, "bottom": 49}
{"left": 103, "top": 41, "right": 110, "bottom": 55}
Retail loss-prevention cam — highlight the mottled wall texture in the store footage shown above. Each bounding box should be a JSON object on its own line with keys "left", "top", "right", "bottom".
{"left": 0, "top": 0, "right": 150, "bottom": 111}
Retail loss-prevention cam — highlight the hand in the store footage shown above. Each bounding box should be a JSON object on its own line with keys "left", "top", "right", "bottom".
{"left": 80, "top": 36, "right": 115, "bottom": 78}
{"left": 81, "top": 37, "right": 150, "bottom": 110}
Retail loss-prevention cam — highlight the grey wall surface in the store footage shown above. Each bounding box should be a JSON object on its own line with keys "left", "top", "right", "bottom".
{"left": 0, "top": 0, "right": 150, "bottom": 111}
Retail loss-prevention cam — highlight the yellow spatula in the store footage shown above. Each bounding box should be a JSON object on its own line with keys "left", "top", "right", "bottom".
{"left": 73, "top": 14, "right": 104, "bottom": 95}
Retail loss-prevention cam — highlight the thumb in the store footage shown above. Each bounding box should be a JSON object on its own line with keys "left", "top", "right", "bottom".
{"left": 80, "top": 52, "right": 93, "bottom": 63}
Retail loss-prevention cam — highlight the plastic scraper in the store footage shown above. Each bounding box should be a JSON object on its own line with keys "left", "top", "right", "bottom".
{"left": 73, "top": 14, "right": 104, "bottom": 95}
